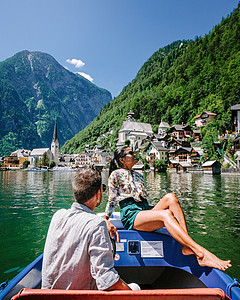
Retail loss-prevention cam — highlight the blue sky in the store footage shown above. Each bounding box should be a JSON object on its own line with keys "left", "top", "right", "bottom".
{"left": 1, "top": 0, "right": 239, "bottom": 98}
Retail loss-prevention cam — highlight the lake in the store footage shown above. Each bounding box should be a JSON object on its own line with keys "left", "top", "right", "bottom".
{"left": 0, "top": 170, "right": 239, "bottom": 283}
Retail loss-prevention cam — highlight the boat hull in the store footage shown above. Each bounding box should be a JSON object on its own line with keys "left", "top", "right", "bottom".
{"left": 1, "top": 213, "right": 239, "bottom": 300}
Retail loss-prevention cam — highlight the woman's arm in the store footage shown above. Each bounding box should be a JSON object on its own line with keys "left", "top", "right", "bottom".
{"left": 103, "top": 215, "right": 119, "bottom": 242}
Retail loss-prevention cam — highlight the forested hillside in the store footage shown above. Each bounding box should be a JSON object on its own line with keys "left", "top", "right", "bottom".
{"left": 61, "top": 4, "right": 240, "bottom": 154}
{"left": 0, "top": 51, "right": 112, "bottom": 156}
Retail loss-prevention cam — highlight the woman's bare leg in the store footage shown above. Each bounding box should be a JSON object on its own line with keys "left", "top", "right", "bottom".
{"left": 153, "top": 193, "right": 188, "bottom": 232}
{"left": 133, "top": 209, "right": 231, "bottom": 271}
{"left": 152, "top": 193, "right": 192, "bottom": 255}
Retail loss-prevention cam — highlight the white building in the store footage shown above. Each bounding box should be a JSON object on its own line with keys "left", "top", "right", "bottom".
{"left": 194, "top": 111, "right": 217, "bottom": 127}
{"left": 146, "top": 141, "right": 169, "bottom": 164}
{"left": 231, "top": 104, "right": 240, "bottom": 133}
{"left": 117, "top": 111, "right": 153, "bottom": 150}
{"left": 29, "top": 148, "right": 53, "bottom": 166}
{"left": 158, "top": 121, "right": 170, "bottom": 136}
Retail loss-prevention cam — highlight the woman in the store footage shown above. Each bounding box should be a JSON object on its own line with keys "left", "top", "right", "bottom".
{"left": 103, "top": 146, "right": 231, "bottom": 271}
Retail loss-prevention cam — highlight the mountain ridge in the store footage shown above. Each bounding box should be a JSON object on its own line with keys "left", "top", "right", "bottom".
{"left": 61, "top": 4, "right": 240, "bottom": 154}
{"left": 0, "top": 51, "right": 112, "bottom": 156}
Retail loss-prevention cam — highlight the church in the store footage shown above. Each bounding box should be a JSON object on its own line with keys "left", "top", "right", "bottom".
{"left": 29, "top": 120, "right": 59, "bottom": 166}
{"left": 117, "top": 111, "right": 153, "bottom": 150}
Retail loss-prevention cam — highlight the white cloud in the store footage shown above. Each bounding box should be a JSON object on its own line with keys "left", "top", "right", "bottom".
{"left": 75, "top": 72, "right": 94, "bottom": 83}
{"left": 66, "top": 58, "right": 85, "bottom": 68}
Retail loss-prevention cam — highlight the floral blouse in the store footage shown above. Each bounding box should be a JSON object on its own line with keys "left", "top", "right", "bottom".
{"left": 104, "top": 168, "right": 148, "bottom": 218}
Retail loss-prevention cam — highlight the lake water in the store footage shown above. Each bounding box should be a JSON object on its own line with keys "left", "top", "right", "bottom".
{"left": 0, "top": 170, "right": 239, "bottom": 283}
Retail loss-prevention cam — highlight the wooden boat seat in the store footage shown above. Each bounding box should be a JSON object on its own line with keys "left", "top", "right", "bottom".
{"left": 12, "top": 288, "right": 231, "bottom": 300}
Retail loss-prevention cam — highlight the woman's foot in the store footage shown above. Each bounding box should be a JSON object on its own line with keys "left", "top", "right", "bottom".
{"left": 196, "top": 249, "right": 231, "bottom": 271}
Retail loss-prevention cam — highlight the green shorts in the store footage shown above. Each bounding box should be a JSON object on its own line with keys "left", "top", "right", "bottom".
{"left": 119, "top": 197, "right": 153, "bottom": 230}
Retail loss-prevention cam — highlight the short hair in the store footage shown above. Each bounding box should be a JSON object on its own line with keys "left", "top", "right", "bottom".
{"left": 72, "top": 168, "right": 102, "bottom": 203}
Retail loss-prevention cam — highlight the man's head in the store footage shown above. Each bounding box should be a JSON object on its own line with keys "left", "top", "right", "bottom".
{"left": 72, "top": 168, "right": 102, "bottom": 204}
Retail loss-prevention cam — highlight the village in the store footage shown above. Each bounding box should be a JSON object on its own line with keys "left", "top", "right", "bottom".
{"left": 1, "top": 104, "right": 240, "bottom": 175}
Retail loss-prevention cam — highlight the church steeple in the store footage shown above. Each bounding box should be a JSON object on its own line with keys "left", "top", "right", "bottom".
{"left": 51, "top": 119, "right": 59, "bottom": 164}
{"left": 52, "top": 119, "right": 58, "bottom": 142}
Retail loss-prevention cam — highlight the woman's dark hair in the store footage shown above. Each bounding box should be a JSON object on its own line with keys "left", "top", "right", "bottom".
{"left": 109, "top": 146, "right": 128, "bottom": 175}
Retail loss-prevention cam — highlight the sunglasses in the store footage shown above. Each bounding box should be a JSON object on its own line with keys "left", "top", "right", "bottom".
{"left": 124, "top": 151, "right": 135, "bottom": 156}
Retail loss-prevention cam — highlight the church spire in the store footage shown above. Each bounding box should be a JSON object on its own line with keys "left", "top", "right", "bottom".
{"left": 52, "top": 119, "right": 58, "bottom": 142}
{"left": 51, "top": 119, "right": 59, "bottom": 164}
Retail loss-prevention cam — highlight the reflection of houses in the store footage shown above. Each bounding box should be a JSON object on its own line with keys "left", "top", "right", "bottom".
{"left": 194, "top": 111, "right": 217, "bottom": 127}
{"left": 231, "top": 104, "right": 240, "bottom": 133}
{"left": 29, "top": 148, "right": 53, "bottom": 166}
{"left": 117, "top": 111, "right": 153, "bottom": 150}
{"left": 202, "top": 160, "right": 221, "bottom": 175}
{"left": 169, "top": 125, "right": 192, "bottom": 141}
{"left": 146, "top": 141, "right": 169, "bottom": 166}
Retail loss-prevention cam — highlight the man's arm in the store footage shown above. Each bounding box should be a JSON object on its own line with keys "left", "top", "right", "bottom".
{"left": 105, "top": 278, "right": 131, "bottom": 290}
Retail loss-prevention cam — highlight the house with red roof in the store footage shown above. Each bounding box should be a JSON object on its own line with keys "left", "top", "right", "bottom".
{"left": 194, "top": 111, "right": 217, "bottom": 127}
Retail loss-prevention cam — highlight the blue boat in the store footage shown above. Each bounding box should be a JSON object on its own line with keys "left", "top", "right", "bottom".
{"left": 1, "top": 213, "right": 239, "bottom": 300}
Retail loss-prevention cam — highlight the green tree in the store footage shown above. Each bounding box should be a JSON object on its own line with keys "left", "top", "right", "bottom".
{"left": 0, "top": 132, "right": 19, "bottom": 156}
{"left": 37, "top": 152, "right": 49, "bottom": 167}
{"left": 49, "top": 160, "right": 56, "bottom": 168}
{"left": 22, "top": 160, "right": 30, "bottom": 169}
{"left": 154, "top": 159, "right": 168, "bottom": 172}
{"left": 201, "top": 125, "right": 219, "bottom": 160}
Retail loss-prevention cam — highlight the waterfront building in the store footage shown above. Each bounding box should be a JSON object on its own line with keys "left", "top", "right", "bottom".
{"left": 3, "top": 154, "right": 19, "bottom": 169}
{"left": 146, "top": 141, "right": 169, "bottom": 167}
{"left": 233, "top": 136, "right": 240, "bottom": 167}
{"left": 74, "top": 152, "right": 92, "bottom": 167}
{"left": 231, "top": 104, "right": 240, "bottom": 133}
{"left": 194, "top": 111, "right": 217, "bottom": 127}
{"left": 3, "top": 149, "right": 31, "bottom": 168}
{"left": 12, "top": 149, "right": 31, "bottom": 166}
{"left": 117, "top": 110, "right": 153, "bottom": 150}
{"left": 29, "top": 148, "right": 53, "bottom": 166}
{"left": 169, "top": 161, "right": 193, "bottom": 172}
{"left": 202, "top": 160, "right": 221, "bottom": 175}
{"left": 59, "top": 154, "right": 78, "bottom": 167}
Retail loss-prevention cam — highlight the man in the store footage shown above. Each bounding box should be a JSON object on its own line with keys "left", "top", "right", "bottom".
{"left": 42, "top": 168, "right": 131, "bottom": 290}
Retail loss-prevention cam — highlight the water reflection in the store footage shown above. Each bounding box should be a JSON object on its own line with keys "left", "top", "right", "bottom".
{"left": 0, "top": 170, "right": 239, "bottom": 282}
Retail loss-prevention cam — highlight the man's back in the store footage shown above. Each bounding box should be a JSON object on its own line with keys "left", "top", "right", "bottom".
{"left": 42, "top": 202, "right": 119, "bottom": 290}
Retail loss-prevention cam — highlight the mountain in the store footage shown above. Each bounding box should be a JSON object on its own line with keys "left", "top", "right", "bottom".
{"left": 61, "top": 4, "right": 240, "bottom": 154}
{"left": 0, "top": 51, "right": 112, "bottom": 156}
